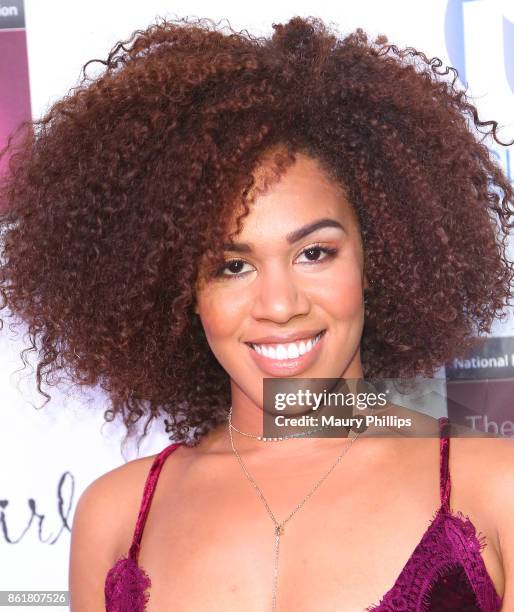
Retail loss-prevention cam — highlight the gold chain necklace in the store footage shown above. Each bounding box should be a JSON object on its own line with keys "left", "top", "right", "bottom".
{"left": 227, "top": 404, "right": 371, "bottom": 611}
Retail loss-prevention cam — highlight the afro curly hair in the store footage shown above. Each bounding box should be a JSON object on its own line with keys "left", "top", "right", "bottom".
{"left": 1, "top": 15, "right": 513, "bottom": 448}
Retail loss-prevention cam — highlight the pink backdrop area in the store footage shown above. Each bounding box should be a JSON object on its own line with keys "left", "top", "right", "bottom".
{"left": 0, "top": 29, "right": 31, "bottom": 189}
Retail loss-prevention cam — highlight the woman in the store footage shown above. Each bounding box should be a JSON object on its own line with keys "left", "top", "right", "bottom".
{"left": 1, "top": 15, "right": 513, "bottom": 612}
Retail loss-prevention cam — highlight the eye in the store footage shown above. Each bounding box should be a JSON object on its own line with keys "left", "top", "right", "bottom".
{"left": 217, "top": 259, "right": 253, "bottom": 277}
{"left": 296, "top": 244, "right": 338, "bottom": 264}
{"left": 214, "top": 243, "right": 338, "bottom": 280}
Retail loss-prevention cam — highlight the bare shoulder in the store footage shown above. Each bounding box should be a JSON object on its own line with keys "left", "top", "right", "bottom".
{"left": 452, "top": 431, "right": 514, "bottom": 517}
{"left": 73, "top": 450, "right": 160, "bottom": 558}
{"left": 384, "top": 404, "right": 514, "bottom": 550}
{"left": 418, "top": 412, "right": 514, "bottom": 520}
{"left": 68, "top": 451, "right": 159, "bottom": 612}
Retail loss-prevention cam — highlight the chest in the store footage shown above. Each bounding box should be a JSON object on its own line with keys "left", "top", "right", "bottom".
{"left": 134, "top": 446, "right": 488, "bottom": 611}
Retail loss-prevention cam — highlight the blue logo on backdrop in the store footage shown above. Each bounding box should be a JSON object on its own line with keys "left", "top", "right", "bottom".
{"left": 445, "top": 0, "right": 514, "bottom": 92}
{"left": 444, "top": 0, "right": 469, "bottom": 86}
{"left": 445, "top": 0, "right": 513, "bottom": 180}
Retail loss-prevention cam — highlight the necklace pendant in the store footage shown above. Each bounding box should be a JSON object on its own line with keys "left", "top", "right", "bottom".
{"left": 275, "top": 524, "right": 284, "bottom": 536}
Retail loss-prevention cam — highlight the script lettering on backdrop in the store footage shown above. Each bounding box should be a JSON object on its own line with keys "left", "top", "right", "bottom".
{"left": 0, "top": 473, "right": 74, "bottom": 544}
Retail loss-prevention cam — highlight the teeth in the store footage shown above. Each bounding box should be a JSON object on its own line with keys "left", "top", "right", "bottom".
{"left": 287, "top": 343, "right": 299, "bottom": 359}
{"left": 251, "top": 332, "right": 323, "bottom": 360}
{"left": 276, "top": 345, "right": 288, "bottom": 360}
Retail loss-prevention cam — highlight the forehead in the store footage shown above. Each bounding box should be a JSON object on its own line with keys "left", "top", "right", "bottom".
{"left": 234, "top": 150, "right": 358, "bottom": 239}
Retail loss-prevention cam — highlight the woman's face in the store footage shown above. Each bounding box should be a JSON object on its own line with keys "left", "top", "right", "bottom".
{"left": 194, "top": 151, "right": 368, "bottom": 410}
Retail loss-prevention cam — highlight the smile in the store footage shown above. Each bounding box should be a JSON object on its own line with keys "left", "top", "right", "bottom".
{"left": 249, "top": 330, "right": 325, "bottom": 359}
{"left": 245, "top": 330, "right": 327, "bottom": 376}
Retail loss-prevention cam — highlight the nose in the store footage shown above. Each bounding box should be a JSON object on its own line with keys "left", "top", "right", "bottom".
{"left": 250, "top": 263, "right": 310, "bottom": 322}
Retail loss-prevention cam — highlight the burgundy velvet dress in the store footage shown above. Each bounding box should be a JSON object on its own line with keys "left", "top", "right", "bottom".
{"left": 104, "top": 417, "right": 503, "bottom": 611}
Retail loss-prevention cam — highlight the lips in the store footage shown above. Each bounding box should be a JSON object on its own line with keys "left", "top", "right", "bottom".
{"left": 245, "top": 329, "right": 327, "bottom": 376}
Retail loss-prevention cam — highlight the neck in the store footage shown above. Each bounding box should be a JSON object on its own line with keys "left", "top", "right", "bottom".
{"left": 194, "top": 404, "right": 370, "bottom": 461}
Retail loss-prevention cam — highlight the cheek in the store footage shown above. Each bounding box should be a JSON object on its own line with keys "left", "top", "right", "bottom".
{"left": 318, "top": 259, "right": 364, "bottom": 318}
{"left": 197, "top": 290, "right": 243, "bottom": 342}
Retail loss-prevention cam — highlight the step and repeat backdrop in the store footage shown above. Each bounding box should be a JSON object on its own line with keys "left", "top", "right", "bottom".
{"left": 1, "top": 0, "right": 513, "bottom": 605}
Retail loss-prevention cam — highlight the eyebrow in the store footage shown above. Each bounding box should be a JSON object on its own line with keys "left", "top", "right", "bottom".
{"left": 222, "top": 218, "right": 345, "bottom": 253}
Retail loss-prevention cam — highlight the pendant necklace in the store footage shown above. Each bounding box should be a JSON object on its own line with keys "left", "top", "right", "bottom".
{"left": 227, "top": 404, "right": 372, "bottom": 611}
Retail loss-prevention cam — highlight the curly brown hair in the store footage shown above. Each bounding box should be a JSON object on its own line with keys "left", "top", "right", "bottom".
{"left": 1, "top": 15, "right": 513, "bottom": 449}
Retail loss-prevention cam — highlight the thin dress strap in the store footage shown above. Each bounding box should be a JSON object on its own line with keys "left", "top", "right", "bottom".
{"left": 438, "top": 416, "right": 451, "bottom": 512}
{"left": 128, "top": 441, "right": 182, "bottom": 562}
